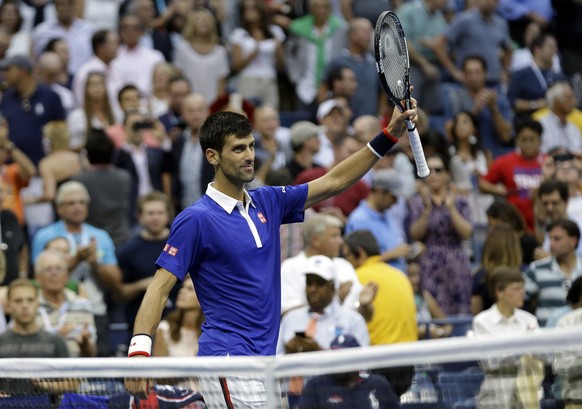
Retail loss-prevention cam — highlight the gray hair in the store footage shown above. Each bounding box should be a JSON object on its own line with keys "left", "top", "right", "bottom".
{"left": 302, "top": 214, "right": 343, "bottom": 247}
{"left": 34, "top": 249, "right": 68, "bottom": 276}
{"left": 546, "top": 82, "right": 572, "bottom": 110}
{"left": 55, "top": 181, "right": 90, "bottom": 206}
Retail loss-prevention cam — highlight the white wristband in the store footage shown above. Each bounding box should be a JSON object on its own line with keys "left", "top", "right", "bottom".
{"left": 128, "top": 334, "right": 152, "bottom": 357}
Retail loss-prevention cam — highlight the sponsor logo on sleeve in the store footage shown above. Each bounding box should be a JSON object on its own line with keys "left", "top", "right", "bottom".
{"left": 163, "top": 244, "right": 179, "bottom": 256}
{"left": 257, "top": 212, "right": 267, "bottom": 224}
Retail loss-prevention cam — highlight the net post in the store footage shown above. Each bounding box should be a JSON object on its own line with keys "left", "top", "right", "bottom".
{"left": 264, "top": 357, "right": 279, "bottom": 409}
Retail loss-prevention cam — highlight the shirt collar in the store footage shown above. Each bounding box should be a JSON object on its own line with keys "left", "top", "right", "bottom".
{"left": 205, "top": 182, "right": 254, "bottom": 214}
{"left": 491, "top": 304, "right": 519, "bottom": 324}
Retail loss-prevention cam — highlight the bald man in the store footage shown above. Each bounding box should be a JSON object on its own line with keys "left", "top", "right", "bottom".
{"left": 37, "top": 52, "right": 76, "bottom": 113}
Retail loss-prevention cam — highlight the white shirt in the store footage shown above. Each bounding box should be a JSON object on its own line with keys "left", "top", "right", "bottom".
{"left": 312, "top": 130, "right": 334, "bottom": 169}
{"left": 280, "top": 251, "right": 362, "bottom": 315}
{"left": 124, "top": 143, "right": 153, "bottom": 198}
{"left": 6, "top": 31, "right": 32, "bottom": 57}
{"left": 51, "top": 83, "right": 77, "bottom": 114}
{"left": 66, "top": 107, "right": 108, "bottom": 150}
{"left": 229, "top": 25, "right": 285, "bottom": 79}
{"left": 473, "top": 304, "right": 539, "bottom": 337}
{"left": 72, "top": 56, "right": 119, "bottom": 107}
{"left": 110, "top": 45, "right": 164, "bottom": 97}
{"left": 82, "top": 0, "right": 123, "bottom": 31}
{"left": 539, "top": 111, "right": 582, "bottom": 154}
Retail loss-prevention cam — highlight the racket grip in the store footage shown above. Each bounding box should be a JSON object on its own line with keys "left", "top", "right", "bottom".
{"left": 406, "top": 120, "right": 430, "bottom": 177}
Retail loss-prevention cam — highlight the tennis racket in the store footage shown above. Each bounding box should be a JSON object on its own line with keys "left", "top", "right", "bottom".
{"left": 374, "top": 11, "right": 430, "bottom": 177}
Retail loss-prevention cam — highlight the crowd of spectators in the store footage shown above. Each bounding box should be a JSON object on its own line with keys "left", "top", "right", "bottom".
{"left": 0, "top": 0, "right": 582, "bottom": 407}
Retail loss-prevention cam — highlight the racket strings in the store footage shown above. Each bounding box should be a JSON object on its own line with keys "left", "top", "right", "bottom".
{"left": 378, "top": 21, "right": 408, "bottom": 100}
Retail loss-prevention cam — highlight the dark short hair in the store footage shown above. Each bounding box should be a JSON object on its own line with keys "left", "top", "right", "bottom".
{"left": 137, "top": 191, "right": 174, "bottom": 220}
{"left": 486, "top": 200, "right": 527, "bottom": 233}
{"left": 567, "top": 276, "right": 582, "bottom": 306}
{"left": 44, "top": 37, "right": 66, "bottom": 53}
{"left": 85, "top": 128, "right": 114, "bottom": 164}
{"left": 515, "top": 118, "right": 543, "bottom": 138}
{"left": 343, "top": 230, "right": 380, "bottom": 258}
{"left": 168, "top": 75, "right": 191, "bottom": 90}
{"left": 199, "top": 111, "right": 253, "bottom": 154}
{"left": 91, "top": 29, "right": 112, "bottom": 55}
{"left": 117, "top": 84, "right": 140, "bottom": 104}
{"left": 538, "top": 179, "right": 569, "bottom": 202}
{"left": 530, "top": 34, "right": 554, "bottom": 54}
{"left": 547, "top": 218, "right": 581, "bottom": 247}
{"left": 489, "top": 266, "right": 524, "bottom": 300}
{"left": 326, "top": 64, "right": 351, "bottom": 91}
{"left": 462, "top": 54, "right": 487, "bottom": 72}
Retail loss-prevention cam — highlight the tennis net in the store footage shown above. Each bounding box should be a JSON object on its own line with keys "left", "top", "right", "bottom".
{"left": 1, "top": 327, "right": 581, "bottom": 408}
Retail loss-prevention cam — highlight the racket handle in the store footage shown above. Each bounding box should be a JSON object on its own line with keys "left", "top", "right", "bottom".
{"left": 406, "top": 120, "right": 430, "bottom": 177}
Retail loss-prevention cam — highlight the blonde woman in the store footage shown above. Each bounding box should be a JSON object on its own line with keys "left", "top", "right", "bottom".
{"left": 67, "top": 72, "right": 115, "bottom": 151}
{"left": 173, "top": 9, "right": 229, "bottom": 104}
{"left": 146, "top": 62, "right": 175, "bottom": 118}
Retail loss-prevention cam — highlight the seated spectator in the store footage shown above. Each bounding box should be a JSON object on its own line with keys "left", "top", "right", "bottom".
{"left": 285, "top": 121, "right": 323, "bottom": 180}
{"left": 408, "top": 260, "right": 453, "bottom": 339}
{"left": 486, "top": 200, "right": 538, "bottom": 265}
{"left": 299, "top": 334, "right": 401, "bottom": 409}
{"left": 342, "top": 229, "right": 417, "bottom": 396}
{"left": 525, "top": 218, "right": 582, "bottom": 326}
{"left": 281, "top": 214, "right": 361, "bottom": 316}
{"left": 34, "top": 249, "right": 96, "bottom": 357}
{"left": 538, "top": 82, "right": 582, "bottom": 154}
{"left": 479, "top": 119, "right": 545, "bottom": 231}
{"left": 312, "top": 99, "right": 350, "bottom": 168}
{"left": 252, "top": 105, "right": 291, "bottom": 181}
{"left": 472, "top": 223, "right": 523, "bottom": 315}
{"left": 43, "top": 236, "right": 88, "bottom": 299}
{"left": 534, "top": 180, "right": 570, "bottom": 257}
{"left": 409, "top": 154, "right": 473, "bottom": 315}
{"left": 546, "top": 275, "right": 582, "bottom": 327}
{"left": 278, "top": 255, "right": 370, "bottom": 354}
{"left": 473, "top": 266, "right": 542, "bottom": 409}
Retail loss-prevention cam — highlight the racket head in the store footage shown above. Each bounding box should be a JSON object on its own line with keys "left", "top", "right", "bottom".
{"left": 374, "top": 11, "right": 412, "bottom": 109}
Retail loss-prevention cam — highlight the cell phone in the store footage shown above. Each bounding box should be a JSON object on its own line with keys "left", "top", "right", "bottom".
{"left": 295, "top": 331, "right": 306, "bottom": 338}
{"left": 132, "top": 120, "right": 154, "bottom": 131}
{"left": 553, "top": 153, "right": 574, "bottom": 162}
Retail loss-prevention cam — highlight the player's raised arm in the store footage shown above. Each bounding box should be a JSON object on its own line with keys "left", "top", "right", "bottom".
{"left": 305, "top": 102, "right": 417, "bottom": 210}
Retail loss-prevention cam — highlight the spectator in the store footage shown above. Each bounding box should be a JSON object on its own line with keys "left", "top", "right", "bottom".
{"left": 9, "top": 0, "right": 55, "bottom": 34}
{"left": 158, "top": 76, "right": 191, "bottom": 138}
{"left": 110, "top": 14, "right": 165, "bottom": 99}
{"left": 112, "top": 110, "right": 172, "bottom": 222}
{"left": 471, "top": 223, "right": 523, "bottom": 315}
{"left": 145, "top": 62, "right": 175, "bottom": 118}
{"left": 0, "top": 54, "right": 66, "bottom": 166}
{"left": 409, "top": 154, "right": 473, "bottom": 314}
{"left": 43, "top": 236, "right": 89, "bottom": 299}
{"left": 229, "top": 0, "right": 285, "bottom": 109}
{"left": 534, "top": 180, "right": 570, "bottom": 257}
{"left": 0, "top": 0, "right": 32, "bottom": 57}
{"left": 497, "top": 0, "right": 553, "bottom": 45}
{"left": 153, "top": 276, "right": 203, "bottom": 357}
{"left": 0, "top": 278, "right": 69, "bottom": 358}
{"left": 0, "top": 179, "right": 26, "bottom": 286}
{"left": 28, "top": 121, "right": 86, "bottom": 206}
{"left": 320, "top": 65, "right": 358, "bottom": 105}
{"left": 252, "top": 105, "right": 291, "bottom": 178}
{"left": 174, "top": 9, "right": 229, "bottom": 105}
{"left": 0, "top": 117, "right": 35, "bottom": 226}
{"left": 510, "top": 21, "right": 561, "bottom": 74}
{"left": 473, "top": 266, "right": 542, "bottom": 409}
{"left": 278, "top": 255, "right": 370, "bottom": 354}
{"left": 478, "top": 119, "right": 544, "bottom": 231}
{"left": 526, "top": 218, "right": 582, "bottom": 326}
{"left": 443, "top": 55, "right": 513, "bottom": 158}
{"left": 170, "top": 93, "right": 214, "bottom": 212}
{"left": 34, "top": 249, "right": 96, "bottom": 357}
{"left": 43, "top": 38, "right": 73, "bottom": 88}
{"left": 72, "top": 29, "right": 119, "bottom": 107}
{"left": 322, "top": 17, "right": 380, "bottom": 118}
{"left": 37, "top": 52, "right": 76, "bottom": 114}
{"left": 285, "top": 121, "right": 323, "bottom": 180}
{"left": 508, "top": 34, "right": 566, "bottom": 120}
{"left": 546, "top": 275, "right": 582, "bottom": 327}
{"left": 486, "top": 200, "right": 538, "bottom": 265}
{"left": 433, "top": 0, "right": 513, "bottom": 86}
{"left": 117, "top": 192, "right": 176, "bottom": 334}
{"left": 286, "top": 0, "right": 346, "bottom": 111}
{"left": 31, "top": 181, "right": 123, "bottom": 356}
{"left": 538, "top": 82, "right": 582, "bottom": 154}
{"left": 281, "top": 213, "right": 362, "bottom": 316}
{"left": 299, "top": 334, "right": 401, "bottom": 409}
{"left": 342, "top": 229, "right": 417, "bottom": 396}
{"left": 67, "top": 71, "right": 116, "bottom": 151}
{"left": 73, "top": 129, "right": 132, "bottom": 247}
{"left": 340, "top": 0, "right": 392, "bottom": 24}
{"left": 397, "top": 0, "right": 448, "bottom": 114}
{"left": 345, "top": 169, "right": 414, "bottom": 272}
{"left": 407, "top": 260, "right": 453, "bottom": 339}
{"left": 133, "top": 0, "right": 175, "bottom": 62}
{"left": 32, "top": 0, "right": 95, "bottom": 75}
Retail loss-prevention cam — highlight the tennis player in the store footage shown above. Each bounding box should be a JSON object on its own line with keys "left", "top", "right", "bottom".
{"left": 125, "top": 102, "right": 417, "bottom": 408}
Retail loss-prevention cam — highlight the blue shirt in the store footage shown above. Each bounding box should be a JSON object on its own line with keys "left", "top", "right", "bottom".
{"left": 0, "top": 85, "right": 65, "bottom": 165}
{"left": 157, "top": 183, "right": 308, "bottom": 356}
{"left": 345, "top": 201, "right": 407, "bottom": 272}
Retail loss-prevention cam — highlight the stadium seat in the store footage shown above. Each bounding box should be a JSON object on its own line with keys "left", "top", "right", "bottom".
{"left": 438, "top": 367, "right": 484, "bottom": 409}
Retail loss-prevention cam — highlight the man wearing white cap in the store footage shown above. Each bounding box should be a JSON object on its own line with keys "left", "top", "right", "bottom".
{"left": 313, "top": 99, "right": 346, "bottom": 168}
{"left": 277, "top": 255, "right": 370, "bottom": 355}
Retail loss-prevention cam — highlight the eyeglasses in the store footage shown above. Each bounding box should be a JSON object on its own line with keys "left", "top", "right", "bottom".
{"left": 429, "top": 167, "right": 445, "bottom": 173}
{"left": 60, "top": 199, "right": 88, "bottom": 206}
{"left": 21, "top": 99, "right": 31, "bottom": 112}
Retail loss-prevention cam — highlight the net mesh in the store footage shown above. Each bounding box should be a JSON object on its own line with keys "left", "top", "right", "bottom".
{"left": 375, "top": 12, "right": 409, "bottom": 100}
{"left": 1, "top": 327, "right": 582, "bottom": 409}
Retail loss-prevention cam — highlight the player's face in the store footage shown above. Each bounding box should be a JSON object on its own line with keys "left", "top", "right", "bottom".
{"left": 217, "top": 134, "right": 256, "bottom": 185}
{"left": 8, "top": 286, "right": 39, "bottom": 327}
{"left": 139, "top": 200, "right": 169, "bottom": 235}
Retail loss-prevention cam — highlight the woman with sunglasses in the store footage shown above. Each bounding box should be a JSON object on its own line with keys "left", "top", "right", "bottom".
{"left": 408, "top": 153, "right": 474, "bottom": 315}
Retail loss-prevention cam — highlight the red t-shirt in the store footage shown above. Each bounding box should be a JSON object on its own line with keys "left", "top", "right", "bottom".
{"left": 482, "top": 152, "right": 544, "bottom": 231}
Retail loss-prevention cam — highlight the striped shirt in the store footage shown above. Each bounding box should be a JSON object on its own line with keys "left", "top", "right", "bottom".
{"left": 524, "top": 256, "right": 582, "bottom": 326}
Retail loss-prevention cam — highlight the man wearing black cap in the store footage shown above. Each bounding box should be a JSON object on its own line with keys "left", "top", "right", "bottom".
{"left": 0, "top": 54, "right": 65, "bottom": 165}
{"left": 298, "top": 334, "right": 401, "bottom": 409}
